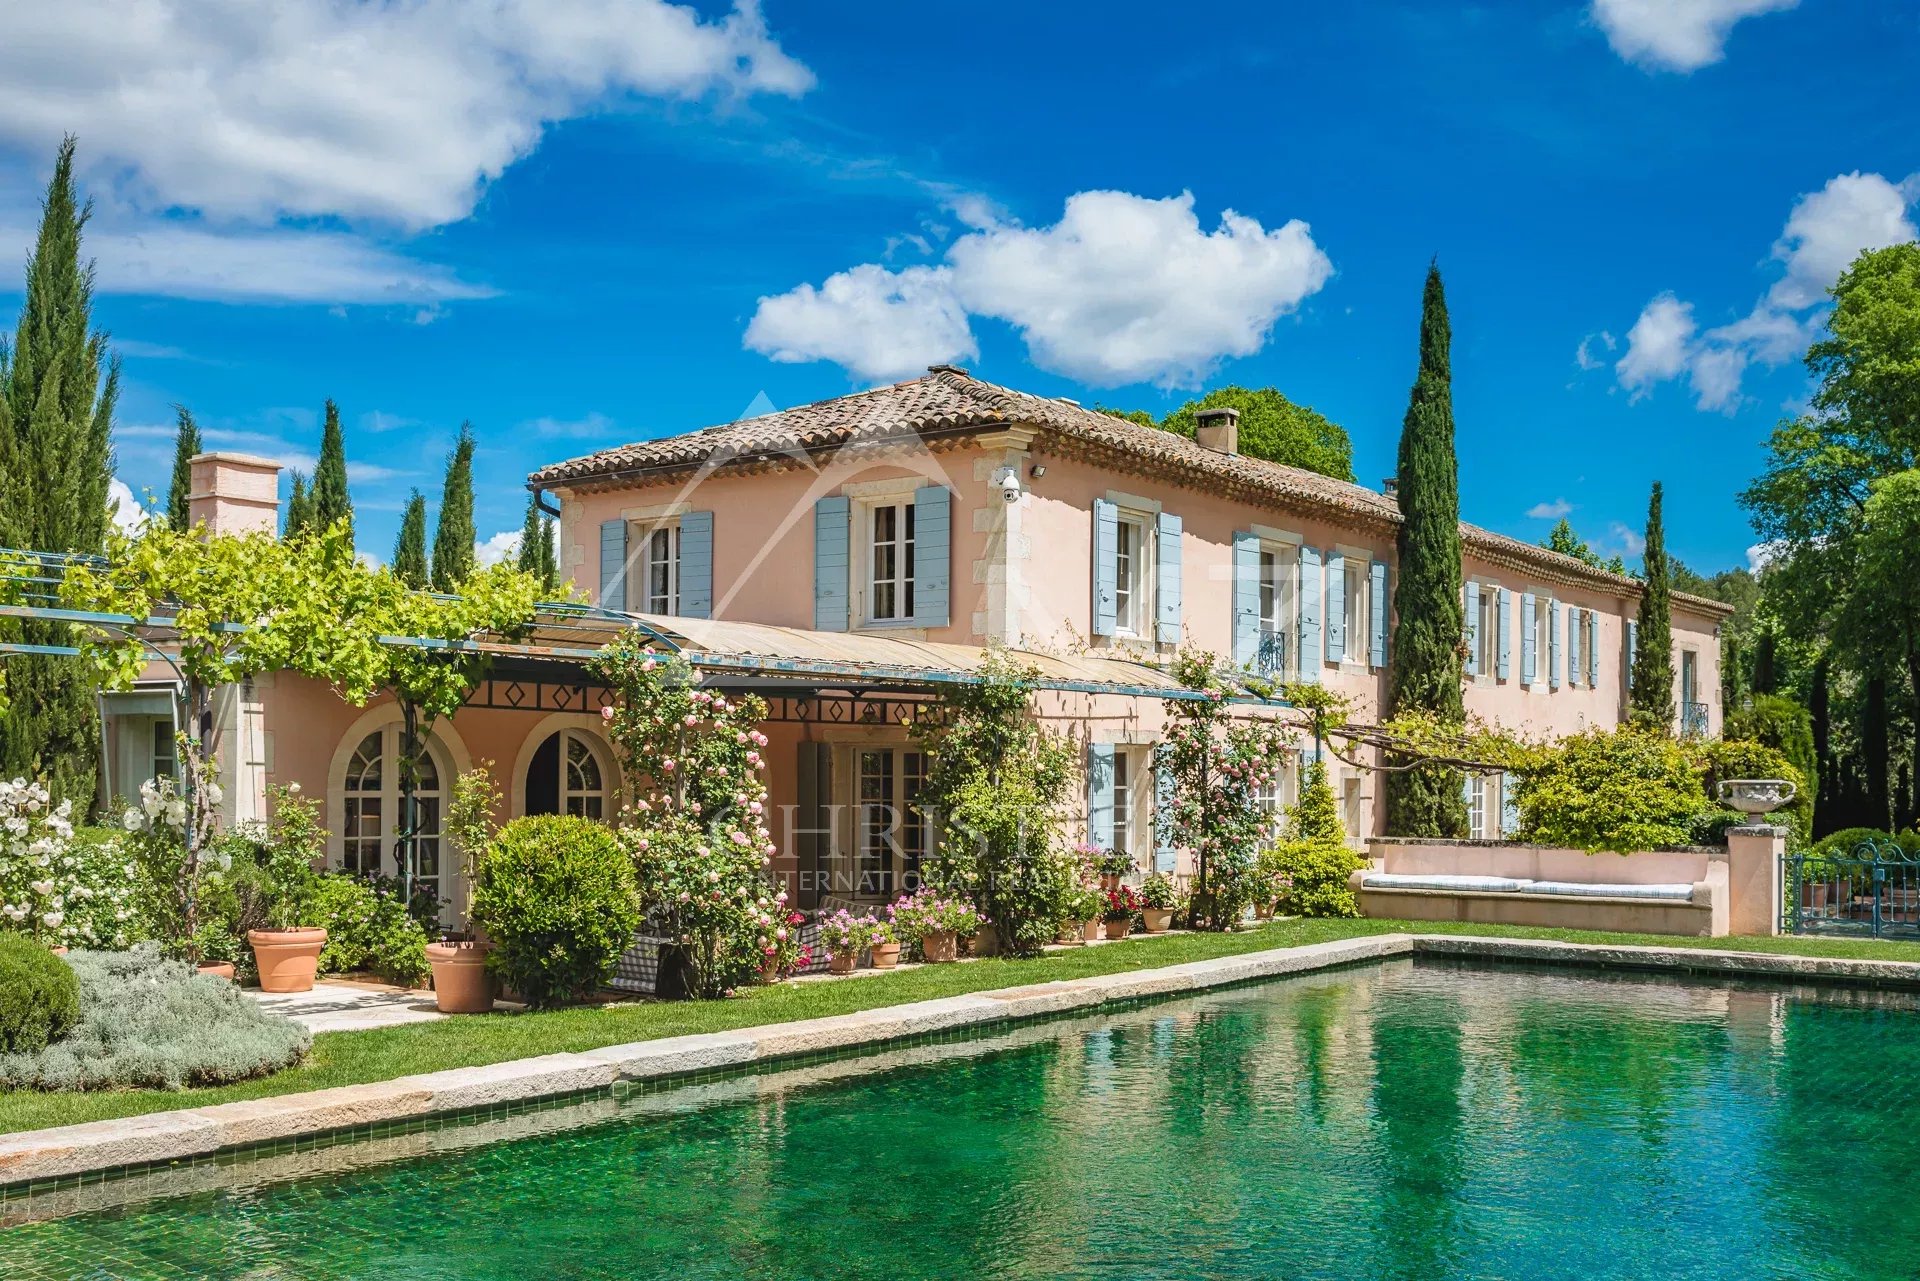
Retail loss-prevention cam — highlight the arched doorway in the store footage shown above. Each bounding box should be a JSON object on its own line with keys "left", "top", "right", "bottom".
{"left": 523, "top": 727, "right": 613, "bottom": 820}
{"left": 334, "top": 721, "right": 459, "bottom": 919}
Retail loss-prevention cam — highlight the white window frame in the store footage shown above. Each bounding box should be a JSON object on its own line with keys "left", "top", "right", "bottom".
{"left": 637, "top": 519, "right": 681, "bottom": 616}
{"left": 337, "top": 723, "right": 455, "bottom": 920}
{"left": 1465, "top": 773, "right": 1503, "bottom": 840}
{"left": 1254, "top": 748, "right": 1301, "bottom": 840}
{"left": 855, "top": 494, "right": 918, "bottom": 627}
{"left": 1532, "top": 594, "right": 1555, "bottom": 693}
{"left": 1334, "top": 546, "right": 1373, "bottom": 669}
{"left": 523, "top": 727, "right": 613, "bottom": 821}
{"left": 841, "top": 743, "right": 933, "bottom": 900}
{"left": 1257, "top": 542, "right": 1299, "bottom": 676}
{"left": 1470, "top": 582, "right": 1500, "bottom": 679}
{"left": 1339, "top": 771, "right": 1366, "bottom": 844}
{"left": 1112, "top": 510, "right": 1156, "bottom": 638}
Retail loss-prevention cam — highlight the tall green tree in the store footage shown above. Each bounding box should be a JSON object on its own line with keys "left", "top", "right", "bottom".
{"left": 1383, "top": 264, "right": 1467, "bottom": 838}
{"left": 392, "top": 491, "right": 429, "bottom": 588}
{"left": 165, "top": 404, "right": 201, "bottom": 531}
{"left": 516, "top": 495, "right": 558, "bottom": 593}
{"left": 430, "top": 423, "right": 475, "bottom": 592}
{"left": 0, "top": 137, "right": 119, "bottom": 808}
{"left": 310, "top": 399, "right": 352, "bottom": 544}
{"left": 1629, "top": 483, "right": 1676, "bottom": 729}
{"left": 1097, "top": 387, "right": 1355, "bottom": 481}
{"left": 283, "top": 473, "right": 315, "bottom": 539}
{"left": 1541, "top": 517, "right": 1628, "bottom": 575}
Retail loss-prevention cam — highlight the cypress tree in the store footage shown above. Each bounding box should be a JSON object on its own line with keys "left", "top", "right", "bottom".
{"left": 165, "top": 404, "right": 200, "bottom": 532}
{"left": 1865, "top": 673, "right": 1892, "bottom": 831}
{"left": 515, "top": 495, "right": 548, "bottom": 591}
{"left": 283, "top": 473, "right": 314, "bottom": 539}
{"left": 0, "top": 137, "right": 120, "bottom": 808}
{"left": 1383, "top": 264, "right": 1467, "bottom": 838}
{"left": 311, "top": 399, "right": 352, "bottom": 544}
{"left": 1752, "top": 624, "right": 1777, "bottom": 695}
{"left": 430, "top": 422, "right": 476, "bottom": 591}
{"left": 1810, "top": 655, "right": 1831, "bottom": 836}
{"left": 1628, "top": 482, "right": 1675, "bottom": 729}
{"left": 393, "top": 491, "right": 429, "bottom": 588}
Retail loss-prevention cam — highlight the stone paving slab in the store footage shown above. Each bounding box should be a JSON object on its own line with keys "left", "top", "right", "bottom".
{"left": 12, "top": 931, "right": 1919, "bottom": 1189}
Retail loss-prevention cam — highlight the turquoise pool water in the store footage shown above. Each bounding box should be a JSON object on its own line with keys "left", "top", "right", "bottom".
{"left": 5, "top": 958, "right": 1920, "bottom": 1279}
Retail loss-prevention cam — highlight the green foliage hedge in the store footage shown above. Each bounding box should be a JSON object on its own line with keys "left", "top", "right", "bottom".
{"left": 308, "top": 874, "right": 430, "bottom": 986}
{"left": 0, "top": 935, "right": 80, "bottom": 1053}
{"left": 0, "top": 946, "right": 309, "bottom": 1090}
{"left": 473, "top": 816, "right": 640, "bottom": 1010}
{"left": 1515, "top": 728, "right": 1703, "bottom": 854}
{"left": 1813, "top": 828, "right": 1920, "bottom": 859}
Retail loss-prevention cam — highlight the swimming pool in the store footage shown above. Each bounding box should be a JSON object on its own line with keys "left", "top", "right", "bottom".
{"left": 5, "top": 957, "right": 1918, "bottom": 1279}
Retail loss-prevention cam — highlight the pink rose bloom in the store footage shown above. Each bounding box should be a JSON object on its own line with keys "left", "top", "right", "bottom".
{"left": 600, "top": 705, "right": 615, "bottom": 722}
{"left": 662, "top": 759, "right": 676, "bottom": 771}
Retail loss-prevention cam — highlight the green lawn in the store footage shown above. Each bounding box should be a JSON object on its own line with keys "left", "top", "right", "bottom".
{"left": 5, "top": 918, "right": 1920, "bottom": 1136}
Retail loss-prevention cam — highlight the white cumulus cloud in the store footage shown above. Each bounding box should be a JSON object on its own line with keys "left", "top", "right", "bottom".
{"left": 475, "top": 529, "right": 522, "bottom": 568}
{"left": 1613, "top": 171, "right": 1920, "bottom": 413}
{"left": 745, "top": 264, "right": 976, "bottom": 384}
{"left": 1591, "top": 0, "right": 1798, "bottom": 72}
{"left": 106, "top": 478, "right": 152, "bottom": 535}
{"left": 746, "top": 190, "right": 1334, "bottom": 389}
{"left": 0, "top": 0, "right": 811, "bottom": 231}
{"left": 1527, "top": 498, "right": 1574, "bottom": 520}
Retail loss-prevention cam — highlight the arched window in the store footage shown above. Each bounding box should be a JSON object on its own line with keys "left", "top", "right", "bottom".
{"left": 525, "top": 729, "right": 610, "bottom": 820}
{"left": 338, "top": 725, "right": 450, "bottom": 911}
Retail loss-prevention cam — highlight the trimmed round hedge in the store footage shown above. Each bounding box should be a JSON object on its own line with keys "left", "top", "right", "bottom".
{"left": 0, "top": 935, "right": 80, "bottom": 1054}
{"left": 472, "top": 815, "right": 640, "bottom": 1010}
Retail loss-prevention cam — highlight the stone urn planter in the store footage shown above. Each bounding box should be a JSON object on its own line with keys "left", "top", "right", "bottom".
{"left": 1717, "top": 778, "right": 1797, "bottom": 821}
{"left": 247, "top": 927, "right": 328, "bottom": 994}
{"left": 870, "top": 941, "right": 902, "bottom": 969}
{"left": 195, "top": 961, "right": 236, "bottom": 981}
{"left": 426, "top": 940, "right": 495, "bottom": 1014}
{"left": 829, "top": 951, "right": 858, "bottom": 975}
{"left": 1080, "top": 919, "right": 1102, "bottom": 942}
{"left": 920, "top": 930, "right": 958, "bottom": 963}
{"left": 1104, "top": 916, "right": 1133, "bottom": 941}
{"left": 1141, "top": 908, "right": 1173, "bottom": 934}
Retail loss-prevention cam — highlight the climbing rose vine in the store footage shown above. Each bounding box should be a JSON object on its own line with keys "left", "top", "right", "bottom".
{"left": 588, "top": 635, "right": 779, "bottom": 998}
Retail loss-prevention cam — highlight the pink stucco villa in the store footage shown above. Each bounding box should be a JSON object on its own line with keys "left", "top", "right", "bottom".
{"left": 104, "top": 367, "right": 1728, "bottom": 920}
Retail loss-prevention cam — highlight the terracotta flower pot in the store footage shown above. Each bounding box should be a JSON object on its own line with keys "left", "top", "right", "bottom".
{"left": 196, "top": 961, "right": 236, "bottom": 981}
{"left": 1104, "top": 917, "right": 1132, "bottom": 941}
{"left": 1141, "top": 908, "right": 1173, "bottom": 934}
{"left": 829, "top": 952, "right": 857, "bottom": 975}
{"left": 1802, "top": 882, "right": 1829, "bottom": 913}
{"left": 247, "top": 927, "right": 328, "bottom": 993}
{"left": 1054, "top": 923, "right": 1084, "bottom": 946}
{"left": 426, "top": 940, "right": 495, "bottom": 1014}
{"left": 1254, "top": 903, "right": 1275, "bottom": 920}
{"left": 870, "top": 941, "right": 902, "bottom": 969}
{"left": 920, "top": 930, "right": 958, "bottom": 963}
{"left": 1081, "top": 919, "right": 1102, "bottom": 942}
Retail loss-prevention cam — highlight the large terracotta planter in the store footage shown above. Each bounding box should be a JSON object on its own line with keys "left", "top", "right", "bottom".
{"left": 1103, "top": 917, "right": 1133, "bottom": 941}
{"left": 870, "top": 941, "right": 902, "bottom": 969}
{"left": 1054, "top": 923, "right": 1084, "bottom": 946}
{"left": 426, "top": 940, "right": 495, "bottom": 1014}
{"left": 829, "top": 952, "right": 857, "bottom": 975}
{"left": 247, "top": 927, "right": 328, "bottom": 993}
{"left": 970, "top": 925, "right": 1000, "bottom": 957}
{"left": 1141, "top": 908, "right": 1173, "bottom": 934}
{"left": 1080, "top": 919, "right": 1102, "bottom": 942}
{"left": 1801, "top": 882, "right": 1830, "bottom": 914}
{"left": 196, "top": 961, "right": 236, "bottom": 981}
{"left": 920, "top": 930, "right": 958, "bottom": 963}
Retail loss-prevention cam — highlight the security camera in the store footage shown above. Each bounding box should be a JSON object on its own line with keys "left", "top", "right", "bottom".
{"left": 996, "top": 468, "right": 1022, "bottom": 504}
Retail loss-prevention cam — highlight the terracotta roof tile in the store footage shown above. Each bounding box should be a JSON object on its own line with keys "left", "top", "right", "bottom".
{"left": 529, "top": 369, "right": 1732, "bottom": 615}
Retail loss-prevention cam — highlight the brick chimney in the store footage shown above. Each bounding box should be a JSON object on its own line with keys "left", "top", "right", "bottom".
{"left": 188, "top": 453, "right": 283, "bottom": 536}
{"left": 1194, "top": 406, "right": 1239, "bottom": 454}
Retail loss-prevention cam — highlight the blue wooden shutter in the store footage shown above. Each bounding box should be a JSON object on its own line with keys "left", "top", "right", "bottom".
{"left": 813, "top": 496, "right": 850, "bottom": 632}
{"left": 1298, "top": 547, "right": 1323, "bottom": 684}
{"left": 1497, "top": 588, "right": 1513, "bottom": 681}
{"left": 598, "top": 518, "right": 628, "bottom": 612}
{"left": 913, "top": 484, "right": 951, "bottom": 629}
{"left": 1324, "top": 552, "right": 1346, "bottom": 663}
{"left": 1521, "top": 592, "right": 1537, "bottom": 685}
{"left": 1153, "top": 761, "right": 1177, "bottom": 872}
{"left": 1463, "top": 581, "right": 1481, "bottom": 677}
{"left": 1155, "top": 511, "right": 1182, "bottom": 645}
{"left": 1566, "top": 607, "right": 1581, "bottom": 687}
{"left": 679, "top": 510, "right": 713, "bottom": 619}
{"left": 1091, "top": 499, "right": 1119, "bottom": 638}
{"left": 1627, "top": 619, "right": 1639, "bottom": 690}
{"left": 1586, "top": 610, "right": 1600, "bottom": 687}
{"left": 1231, "top": 531, "right": 1260, "bottom": 669}
{"left": 1548, "top": 599, "right": 1563, "bottom": 689}
{"left": 1086, "top": 743, "right": 1116, "bottom": 847}
{"left": 1369, "top": 560, "right": 1388, "bottom": 669}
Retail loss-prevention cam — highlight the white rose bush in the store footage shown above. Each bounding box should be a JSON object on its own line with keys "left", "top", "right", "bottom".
{"left": 0, "top": 777, "right": 140, "bottom": 949}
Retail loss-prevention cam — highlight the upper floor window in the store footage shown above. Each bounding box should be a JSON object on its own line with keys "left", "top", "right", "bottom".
{"left": 1342, "top": 556, "right": 1371, "bottom": 664}
{"left": 1464, "top": 773, "right": 1504, "bottom": 840}
{"left": 1532, "top": 597, "right": 1554, "bottom": 688}
{"left": 866, "top": 499, "right": 916, "bottom": 623}
{"left": 1469, "top": 585, "right": 1499, "bottom": 676}
{"left": 1258, "top": 545, "right": 1297, "bottom": 674}
{"left": 640, "top": 522, "right": 680, "bottom": 616}
{"left": 1113, "top": 512, "right": 1153, "bottom": 636}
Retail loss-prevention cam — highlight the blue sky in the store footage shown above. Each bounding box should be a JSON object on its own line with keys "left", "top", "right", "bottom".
{"left": 1, "top": 0, "right": 1915, "bottom": 573}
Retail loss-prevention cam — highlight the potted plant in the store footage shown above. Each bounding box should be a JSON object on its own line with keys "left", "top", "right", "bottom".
{"left": 820, "top": 909, "right": 877, "bottom": 975}
{"left": 869, "top": 919, "right": 902, "bottom": 969}
{"left": 1095, "top": 848, "right": 1132, "bottom": 892}
{"left": 247, "top": 785, "right": 329, "bottom": 994}
{"left": 1139, "top": 873, "right": 1176, "bottom": 933}
{"left": 426, "top": 766, "right": 501, "bottom": 1013}
{"left": 1102, "top": 885, "right": 1142, "bottom": 940}
{"left": 889, "top": 889, "right": 981, "bottom": 963}
{"left": 752, "top": 888, "right": 809, "bottom": 982}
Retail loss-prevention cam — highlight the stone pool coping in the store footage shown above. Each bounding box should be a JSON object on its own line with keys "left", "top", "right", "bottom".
{"left": 6, "top": 931, "right": 1920, "bottom": 1191}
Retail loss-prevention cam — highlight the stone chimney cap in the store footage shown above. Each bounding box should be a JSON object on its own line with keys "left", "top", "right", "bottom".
{"left": 192, "top": 451, "right": 284, "bottom": 471}
{"left": 1194, "top": 406, "right": 1240, "bottom": 455}
{"left": 927, "top": 363, "right": 970, "bottom": 377}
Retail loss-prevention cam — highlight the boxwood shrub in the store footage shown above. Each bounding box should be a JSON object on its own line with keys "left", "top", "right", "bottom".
{"left": 1514, "top": 727, "right": 1705, "bottom": 854}
{"left": 472, "top": 815, "right": 640, "bottom": 1010}
{"left": 0, "top": 945, "right": 309, "bottom": 1091}
{"left": 0, "top": 935, "right": 80, "bottom": 1053}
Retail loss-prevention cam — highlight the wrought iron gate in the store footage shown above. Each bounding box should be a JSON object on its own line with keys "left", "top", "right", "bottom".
{"left": 1785, "top": 838, "right": 1920, "bottom": 938}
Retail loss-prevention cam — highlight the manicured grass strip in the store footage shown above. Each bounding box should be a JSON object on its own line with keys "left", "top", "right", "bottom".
{"left": 5, "top": 918, "right": 1920, "bottom": 1135}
